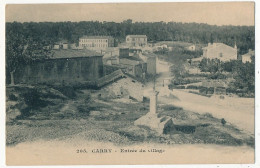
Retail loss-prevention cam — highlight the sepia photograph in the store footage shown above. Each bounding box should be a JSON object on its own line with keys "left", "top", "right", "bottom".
{"left": 2, "top": 1, "right": 258, "bottom": 166}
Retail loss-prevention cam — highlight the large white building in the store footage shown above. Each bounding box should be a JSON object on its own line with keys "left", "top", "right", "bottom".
{"left": 126, "top": 35, "right": 147, "bottom": 47}
{"left": 202, "top": 43, "right": 237, "bottom": 62}
{"left": 242, "top": 49, "right": 254, "bottom": 63}
{"left": 79, "top": 36, "right": 114, "bottom": 51}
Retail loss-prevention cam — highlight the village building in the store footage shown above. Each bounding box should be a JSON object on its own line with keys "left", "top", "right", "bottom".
{"left": 104, "top": 56, "right": 119, "bottom": 65}
{"left": 202, "top": 42, "right": 237, "bottom": 62}
{"left": 118, "top": 48, "right": 147, "bottom": 79}
{"left": 140, "top": 53, "right": 157, "bottom": 75}
{"left": 97, "top": 69, "right": 144, "bottom": 101}
{"left": 79, "top": 36, "right": 115, "bottom": 51}
{"left": 13, "top": 49, "right": 104, "bottom": 85}
{"left": 101, "top": 47, "right": 119, "bottom": 58}
{"left": 69, "top": 43, "right": 77, "bottom": 49}
{"left": 242, "top": 49, "right": 254, "bottom": 63}
{"left": 119, "top": 56, "right": 147, "bottom": 79}
{"left": 129, "top": 48, "right": 142, "bottom": 56}
{"left": 119, "top": 48, "right": 130, "bottom": 58}
{"left": 126, "top": 35, "right": 147, "bottom": 47}
{"left": 53, "top": 40, "right": 69, "bottom": 50}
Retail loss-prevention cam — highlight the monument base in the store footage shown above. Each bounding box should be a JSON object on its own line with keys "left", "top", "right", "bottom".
{"left": 134, "top": 113, "right": 174, "bottom": 134}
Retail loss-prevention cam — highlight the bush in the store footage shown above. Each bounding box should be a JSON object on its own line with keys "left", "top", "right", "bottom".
{"left": 22, "top": 89, "right": 49, "bottom": 109}
{"left": 186, "top": 85, "right": 198, "bottom": 89}
{"left": 172, "top": 78, "right": 201, "bottom": 85}
{"left": 203, "top": 113, "right": 213, "bottom": 118}
{"left": 199, "top": 87, "right": 214, "bottom": 95}
{"left": 168, "top": 84, "right": 185, "bottom": 89}
{"left": 221, "top": 118, "right": 226, "bottom": 126}
{"left": 77, "top": 105, "right": 91, "bottom": 116}
{"left": 8, "top": 94, "right": 18, "bottom": 101}
{"left": 54, "top": 86, "right": 76, "bottom": 99}
{"left": 207, "top": 73, "right": 227, "bottom": 79}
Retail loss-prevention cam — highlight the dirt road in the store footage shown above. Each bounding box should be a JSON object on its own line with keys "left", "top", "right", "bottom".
{"left": 146, "top": 58, "right": 254, "bottom": 135}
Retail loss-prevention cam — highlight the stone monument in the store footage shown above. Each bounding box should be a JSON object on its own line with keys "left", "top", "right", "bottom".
{"left": 134, "top": 90, "right": 174, "bottom": 134}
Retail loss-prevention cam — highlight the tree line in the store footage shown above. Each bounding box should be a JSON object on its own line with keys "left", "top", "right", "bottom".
{"left": 6, "top": 20, "right": 254, "bottom": 54}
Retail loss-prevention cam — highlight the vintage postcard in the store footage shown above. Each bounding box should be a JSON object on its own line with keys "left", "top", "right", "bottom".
{"left": 4, "top": 2, "right": 256, "bottom": 166}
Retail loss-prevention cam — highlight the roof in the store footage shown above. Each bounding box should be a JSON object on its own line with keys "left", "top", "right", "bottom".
{"left": 120, "top": 56, "right": 144, "bottom": 62}
{"left": 142, "top": 53, "right": 157, "bottom": 58}
{"left": 96, "top": 69, "right": 143, "bottom": 88}
{"left": 126, "top": 35, "right": 147, "bottom": 38}
{"left": 48, "top": 49, "right": 103, "bottom": 59}
{"left": 79, "top": 36, "right": 114, "bottom": 39}
{"left": 203, "top": 43, "right": 236, "bottom": 51}
{"left": 242, "top": 50, "right": 255, "bottom": 57}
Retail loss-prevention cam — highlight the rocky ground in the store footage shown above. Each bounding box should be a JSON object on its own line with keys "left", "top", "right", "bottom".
{"left": 6, "top": 84, "right": 254, "bottom": 148}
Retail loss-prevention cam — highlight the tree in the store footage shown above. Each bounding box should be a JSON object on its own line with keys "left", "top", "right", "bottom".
{"left": 231, "top": 59, "right": 255, "bottom": 93}
{"left": 199, "top": 58, "right": 223, "bottom": 74}
{"left": 6, "top": 22, "right": 50, "bottom": 85}
{"left": 6, "top": 22, "right": 28, "bottom": 85}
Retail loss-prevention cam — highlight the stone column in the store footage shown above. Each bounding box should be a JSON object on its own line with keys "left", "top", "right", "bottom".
{"left": 150, "top": 91, "right": 159, "bottom": 114}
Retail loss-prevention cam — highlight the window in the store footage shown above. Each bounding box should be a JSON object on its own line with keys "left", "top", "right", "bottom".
{"left": 219, "top": 53, "right": 223, "bottom": 57}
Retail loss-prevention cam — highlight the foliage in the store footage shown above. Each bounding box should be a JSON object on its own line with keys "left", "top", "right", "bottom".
{"left": 207, "top": 72, "right": 227, "bottom": 80}
{"left": 221, "top": 118, "right": 227, "bottom": 126}
{"left": 22, "top": 89, "right": 50, "bottom": 109}
{"left": 8, "top": 94, "right": 18, "bottom": 101}
{"left": 230, "top": 60, "right": 255, "bottom": 93}
{"left": 199, "top": 58, "right": 223, "bottom": 74}
{"left": 172, "top": 78, "right": 201, "bottom": 85}
{"left": 6, "top": 22, "right": 51, "bottom": 84}
{"left": 53, "top": 86, "right": 77, "bottom": 99}
{"left": 6, "top": 21, "right": 254, "bottom": 54}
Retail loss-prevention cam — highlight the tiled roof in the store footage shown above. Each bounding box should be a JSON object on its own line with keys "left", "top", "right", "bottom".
{"left": 96, "top": 69, "right": 143, "bottom": 88}
{"left": 79, "top": 36, "right": 113, "bottom": 39}
{"left": 48, "top": 49, "right": 103, "bottom": 59}
{"left": 126, "top": 35, "right": 147, "bottom": 38}
{"left": 203, "top": 43, "right": 236, "bottom": 50}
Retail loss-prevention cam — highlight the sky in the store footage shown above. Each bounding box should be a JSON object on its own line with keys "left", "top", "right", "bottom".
{"left": 5, "top": 2, "right": 255, "bottom": 26}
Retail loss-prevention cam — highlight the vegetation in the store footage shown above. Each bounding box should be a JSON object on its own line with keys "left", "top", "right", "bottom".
{"left": 6, "top": 86, "right": 254, "bottom": 147}
{"left": 198, "top": 57, "right": 255, "bottom": 96}
{"left": 6, "top": 20, "right": 254, "bottom": 53}
{"left": 6, "top": 21, "right": 254, "bottom": 85}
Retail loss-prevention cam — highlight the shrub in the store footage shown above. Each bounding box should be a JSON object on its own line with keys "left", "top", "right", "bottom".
{"left": 8, "top": 94, "right": 18, "bottom": 101}
{"left": 221, "top": 118, "right": 226, "bottom": 126}
{"left": 203, "top": 113, "right": 213, "bottom": 118}
{"left": 207, "top": 73, "right": 227, "bottom": 79}
{"left": 54, "top": 86, "right": 76, "bottom": 99}
{"left": 22, "top": 89, "right": 49, "bottom": 109}
{"left": 77, "top": 105, "right": 90, "bottom": 116}
{"left": 186, "top": 85, "right": 198, "bottom": 89}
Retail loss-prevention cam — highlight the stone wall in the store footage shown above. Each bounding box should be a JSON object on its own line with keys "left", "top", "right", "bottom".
{"left": 13, "top": 57, "right": 103, "bottom": 85}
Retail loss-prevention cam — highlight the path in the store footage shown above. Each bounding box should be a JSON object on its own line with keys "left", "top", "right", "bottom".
{"left": 145, "top": 58, "right": 254, "bottom": 135}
